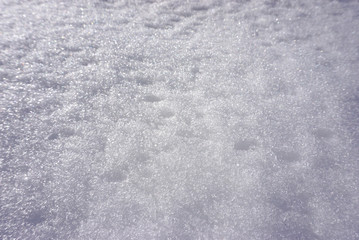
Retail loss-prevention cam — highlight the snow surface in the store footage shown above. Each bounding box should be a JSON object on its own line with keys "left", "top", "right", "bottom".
{"left": 1, "top": 0, "right": 359, "bottom": 239}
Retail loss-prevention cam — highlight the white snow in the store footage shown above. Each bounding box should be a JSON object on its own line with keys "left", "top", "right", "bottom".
{"left": 1, "top": 0, "right": 359, "bottom": 239}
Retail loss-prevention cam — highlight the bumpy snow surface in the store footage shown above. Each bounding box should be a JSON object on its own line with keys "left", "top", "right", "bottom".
{"left": 1, "top": 0, "right": 359, "bottom": 239}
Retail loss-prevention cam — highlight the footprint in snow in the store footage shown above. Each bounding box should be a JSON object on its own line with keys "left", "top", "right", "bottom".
{"left": 234, "top": 139, "right": 258, "bottom": 151}
{"left": 313, "top": 128, "right": 334, "bottom": 139}
{"left": 273, "top": 149, "right": 301, "bottom": 163}
{"left": 142, "top": 95, "right": 162, "bottom": 103}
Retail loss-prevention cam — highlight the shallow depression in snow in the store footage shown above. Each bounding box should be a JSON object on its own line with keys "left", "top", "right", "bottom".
{"left": 1, "top": 0, "right": 359, "bottom": 239}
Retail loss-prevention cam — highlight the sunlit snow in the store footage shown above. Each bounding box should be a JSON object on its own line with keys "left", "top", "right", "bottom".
{"left": 1, "top": 0, "right": 359, "bottom": 239}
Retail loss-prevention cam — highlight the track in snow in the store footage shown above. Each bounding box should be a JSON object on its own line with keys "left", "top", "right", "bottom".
{"left": 1, "top": 0, "right": 359, "bottom": 239}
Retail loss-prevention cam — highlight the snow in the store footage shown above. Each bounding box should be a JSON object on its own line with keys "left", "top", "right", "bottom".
{"left": 1, "top": 0, "right": 359, "bottom": 239}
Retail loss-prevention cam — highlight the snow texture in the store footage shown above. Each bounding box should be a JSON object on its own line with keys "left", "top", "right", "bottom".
{"left": 1, "top": 0, "right": 359, "bottom": 239}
